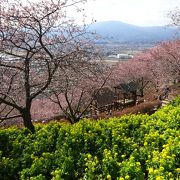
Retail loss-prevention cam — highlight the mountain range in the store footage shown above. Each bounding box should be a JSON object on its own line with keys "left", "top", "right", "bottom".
{"left": 88, "top": 21, "right": 179, "bottom": 43}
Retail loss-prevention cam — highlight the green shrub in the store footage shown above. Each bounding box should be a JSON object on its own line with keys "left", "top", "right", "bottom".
{"left": 0, "top": 97, "right": 179, "bottom": 179}
{"left": 169, "top": 96, "right": 180, "bottom": 107}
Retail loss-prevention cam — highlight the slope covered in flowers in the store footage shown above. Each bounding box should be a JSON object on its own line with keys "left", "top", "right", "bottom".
{"left": 0, "top": 97, "right": 180, "bottom": 180}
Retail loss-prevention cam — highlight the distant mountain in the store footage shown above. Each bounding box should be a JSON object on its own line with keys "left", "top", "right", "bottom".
{"left": 89, "top": 21, "right": 179, "bottom": 43}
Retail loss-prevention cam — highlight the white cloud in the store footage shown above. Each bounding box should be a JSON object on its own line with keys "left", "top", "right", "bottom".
{"left": 82, "top": 0, "right": 180, "bottom": 26}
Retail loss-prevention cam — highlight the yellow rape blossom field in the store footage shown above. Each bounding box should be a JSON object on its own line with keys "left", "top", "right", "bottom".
{"left": 0, "top": 97, "right": 180, "bottom": 180}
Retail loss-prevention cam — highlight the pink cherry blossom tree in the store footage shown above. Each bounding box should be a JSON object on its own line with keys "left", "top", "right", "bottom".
{"left": 107, "top": 40, "right": 179, "bottom": 101}
{"left": 0, "top": 0, "right": 90, "bottom": 132}
{"left": 45, "top": 43, "right": 111, "bottom": 123}
{"left": 139, "top": 40, "right": 180, "bottom": 90}
{"left": 151, "top": 40, "right": 180, "bottom": 83}
{"left": 110, "top": 57, "right": 151, "bottom": 99}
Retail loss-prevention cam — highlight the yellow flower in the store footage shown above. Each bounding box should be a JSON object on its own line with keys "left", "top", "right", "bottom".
{"left": 87, "top": 154, "right": 92, "bottom": 159}
{"left": 136, "top": 162, "right": 141, "bottom": 166}
{"left": 148, "top": 168, "right": 154, "bottom": 174}
{"left": 119, "top": 178, "right": 124, "bottom": 180}
{"left": 107, "top": 174, "right": 111, "bottom": 180}
{"left": 125, "top": 175, "right": 130, "bottom": 179}
{"left": 117, "top": 162, "right": 121, "bottom": 166}
{"left": 160, "top": 166, "right": 164, "bottom": 171}
{"left": 144, "top": 142, "right": 148, "bottom": 146}
{"left": 132, "top": 144, "right": 137, "bottom": 148}
{"left": 176, "top": 168, "right": 180, "bottom": 173}
{"left": 156, "top": 176, "right": 164, "bottom": 180}
{"left": 114, "top": 152, "right": 118, "bottom": 157}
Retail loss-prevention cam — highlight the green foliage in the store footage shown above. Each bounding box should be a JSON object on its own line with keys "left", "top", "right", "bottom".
{"left": 0, "top": 97, "right": 180, "bottom": 179}
{"left": 169, "top": 96, "right": 180, "bottom": 107}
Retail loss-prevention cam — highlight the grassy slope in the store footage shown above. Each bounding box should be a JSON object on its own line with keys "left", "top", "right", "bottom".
{"left": 0, "top": 97, "right": 179, "bottom": 180}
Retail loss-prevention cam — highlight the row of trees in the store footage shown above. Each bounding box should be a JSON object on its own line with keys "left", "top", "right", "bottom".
{"left": 112, "top": 39, "right": 180, "bottom": 94}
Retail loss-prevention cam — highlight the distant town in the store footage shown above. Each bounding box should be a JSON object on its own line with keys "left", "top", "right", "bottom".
{"left": 100, "top": 42, "right": 155, "bottom": 62}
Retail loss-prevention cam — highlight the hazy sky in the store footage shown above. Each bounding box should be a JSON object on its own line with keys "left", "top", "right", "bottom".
{"left": 82, "top": 0, "right": 180, "bottom": 26}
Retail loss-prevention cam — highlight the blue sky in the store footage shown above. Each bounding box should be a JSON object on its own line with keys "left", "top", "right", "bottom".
{"left": 82, "top": 0, "right": 180, "bottom": 26}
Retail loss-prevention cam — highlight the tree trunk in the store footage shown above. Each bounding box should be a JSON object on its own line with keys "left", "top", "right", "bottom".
{"left": 141, "top": 77, "right": 144, "bottom": 97}
{"left": 21, "top": 108, "right": 35, "bottom": 133}
{"left": 140, "top": 88, "right": 144, "bottom": 97}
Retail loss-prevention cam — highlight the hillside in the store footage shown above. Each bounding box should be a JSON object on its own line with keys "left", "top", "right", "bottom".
{"left": 89, "top": 21, "right": 179, "bottom": 43}
{"left": 0, "top": 97, "right": 179, "bottom": 179}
